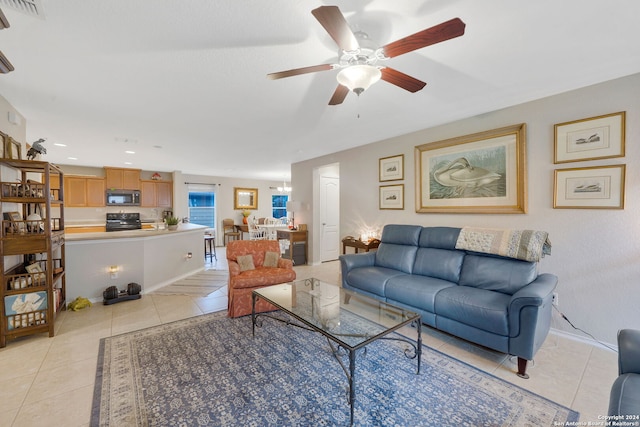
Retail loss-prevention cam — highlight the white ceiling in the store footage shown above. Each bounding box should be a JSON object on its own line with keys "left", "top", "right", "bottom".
{"left": 0, "top": 0, "right": 639, "bottom": 181}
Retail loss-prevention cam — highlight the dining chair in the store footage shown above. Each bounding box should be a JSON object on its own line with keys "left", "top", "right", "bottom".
{"left": 222, "top": 218, "right": 241, "bottom": 245}
{"left": 248, "top": 218, "right": 266, "bottom": 240}
{"left": 264, "top": 217, "right": 279, "bottom": 240}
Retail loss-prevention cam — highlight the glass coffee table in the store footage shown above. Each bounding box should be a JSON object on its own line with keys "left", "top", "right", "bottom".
{"left": 252, "top": 278, "right": 422, "bottom": 426}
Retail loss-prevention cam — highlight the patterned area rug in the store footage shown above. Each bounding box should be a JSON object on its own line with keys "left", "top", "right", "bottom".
{"left": 91, "top": 312, "right": 579, "bottom": 426}
{"left": 152, "top": 269, "right": 228, "bottom": 296}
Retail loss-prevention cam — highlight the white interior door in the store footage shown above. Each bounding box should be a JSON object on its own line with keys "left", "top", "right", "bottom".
{"left": 320, "top": 175, "right": 340, "bottom": 262}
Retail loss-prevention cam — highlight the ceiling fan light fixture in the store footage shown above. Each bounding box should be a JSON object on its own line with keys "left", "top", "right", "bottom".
{"left": 336, "top": 64, "right": 381, "bottom": 95}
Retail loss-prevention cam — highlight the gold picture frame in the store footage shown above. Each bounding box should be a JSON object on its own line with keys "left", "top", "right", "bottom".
{"left": 415, "top": 124, "right": 527, "bottom": 214}
{"left": 379, "top": 184, "right": 404, "bottom": 210}
{"left": 554, "top": 111, "right": 625, "bottom": 163}
{"left": 379, "top": 154, "right": 404, "bottom": 182}
{"left": 553, "top": 164, "right": 625, "bottom": 209}
{"left": 234, "top": 187, "right": 258, "bottom": 210}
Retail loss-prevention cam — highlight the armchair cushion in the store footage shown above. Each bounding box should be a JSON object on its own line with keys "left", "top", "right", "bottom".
{"left": 237, "top": 255, "right": 255, "bottom": 272}
{"left": 263, "top": 251, "right": 280, "bottom": 268}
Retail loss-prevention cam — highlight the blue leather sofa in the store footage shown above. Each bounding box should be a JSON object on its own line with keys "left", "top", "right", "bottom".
{"left": 339, "top": 224, "right": 557, "bottom": 378}
{"left": 609, "top": 329, "right": 640, "bottom": 416}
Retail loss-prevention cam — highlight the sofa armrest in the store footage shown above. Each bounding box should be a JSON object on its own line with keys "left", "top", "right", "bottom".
{"left": 509, "top": 273, "right": 557, "bottom": 312}
{"left": 339, "top": 252, "right": 376, "bottom": 287}
{"left": 507, "top": 273, "right": 557, "bottom": 359}
{"left": 277, "top": 258, "right": 294, "bottom": 270}
{"left": 228, "top": 261, "right": 241, "bottom": 277}
{"left": 618, "top": 329, "right": 640, "bottom": 375}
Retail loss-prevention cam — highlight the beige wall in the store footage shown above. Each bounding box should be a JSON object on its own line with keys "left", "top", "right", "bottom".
{"left": 292, "top": 72, "right": 640, "bottom": 346}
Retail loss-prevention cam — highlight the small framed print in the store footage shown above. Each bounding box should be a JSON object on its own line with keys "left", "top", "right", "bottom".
{"left": 379, "top": 184, "right": 404, "bottom": 210}
{"left": 554, "top": 164, "right": 625, "bottom": 209}
{"left": 3, "top": 211, "right": 24, "bottom": 233}
{"left": 554, "top": 112, "right": 625, "bottom": 163}
{"left": 379, "top": 154, "right": 404, "bottom": 182}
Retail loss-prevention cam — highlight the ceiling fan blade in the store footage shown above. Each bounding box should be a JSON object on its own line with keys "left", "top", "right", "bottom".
{"left": 311, "top": 6, "right": 359, "bottom": 52}
{"left": 267, "top": 64, "right": 333, "bottom": 80}
{"left": 380, "top": 68, "right": 426, "bottom": 93}
{"left": 329, "top": 85, "right": 349, "bottom": 105}
{"left": 381, "top": 17, "right": 466, "bottom": 58}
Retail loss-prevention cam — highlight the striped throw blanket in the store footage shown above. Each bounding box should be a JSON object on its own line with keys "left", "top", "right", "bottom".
{"left": 455, "top": 227, "right": 551, "bottom": 262}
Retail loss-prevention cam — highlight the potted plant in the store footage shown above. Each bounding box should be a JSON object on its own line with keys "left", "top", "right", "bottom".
{"left": 166, "top": 216, "right": 179, "bottom": 231}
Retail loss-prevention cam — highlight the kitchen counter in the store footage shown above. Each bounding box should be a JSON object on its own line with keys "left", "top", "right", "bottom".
{"left": 65, "top": 223, "right": 206, "bottom": 241}
{"left": 65, "top": 223, "right": 208, "bottom": 301}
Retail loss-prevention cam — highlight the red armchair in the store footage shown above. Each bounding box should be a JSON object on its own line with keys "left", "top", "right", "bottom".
{"left": 226, "top": 239, "right": 296, "bottom": 318}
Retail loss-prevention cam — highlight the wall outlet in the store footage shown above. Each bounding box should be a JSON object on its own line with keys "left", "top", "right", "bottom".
{"left": 552, "top": 292, "right": 559, "bottom": 307}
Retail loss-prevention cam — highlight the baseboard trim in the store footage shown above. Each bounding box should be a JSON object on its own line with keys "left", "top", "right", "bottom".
{"left": 549, "top": 327, "right": 617, "bottom": 353}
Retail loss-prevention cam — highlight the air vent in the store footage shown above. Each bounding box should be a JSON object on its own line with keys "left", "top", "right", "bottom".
{"left": 0, "top": 0, "right": 44, "bottom": 19}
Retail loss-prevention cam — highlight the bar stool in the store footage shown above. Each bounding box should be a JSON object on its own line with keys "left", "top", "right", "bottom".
{"left": 204, "top": 232, "right": 216, "bottom": 261}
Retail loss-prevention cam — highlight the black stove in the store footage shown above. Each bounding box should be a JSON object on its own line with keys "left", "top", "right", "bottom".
{"left": 106, "top": 213, "right": 142, "bottom": 232}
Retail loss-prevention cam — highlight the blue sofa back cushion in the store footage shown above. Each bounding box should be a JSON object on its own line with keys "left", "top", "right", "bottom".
{"left": 419, "top": 226, "right": 461, "bottom": 250}
{"left": 381, "top": 224, "right": 422, "bottom": 245}
{"left": 376, "top": 244, "right": 417, "bottom": 274}
{"left": 459, "top": 254, "right": 538, "bottom": 295}
{"left": 414, "top": 247, "right": 465, "bottom": 283}
{"left": 375, "top": 224, "right": 423, "bottom": 274}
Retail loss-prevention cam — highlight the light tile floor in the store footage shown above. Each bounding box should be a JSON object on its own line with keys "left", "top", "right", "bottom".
{"left": 0, "top": 248, "right": 618, "bottom": 426}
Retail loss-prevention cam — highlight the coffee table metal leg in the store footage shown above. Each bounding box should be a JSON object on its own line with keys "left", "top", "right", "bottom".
{"left": 349, "top": 348, "right": 356, "bottom": 426}
{"left": 417, "top": 320, "right": 422, "bottom": 374}
{"left": 251, "top": 293, "right": 257, "bottom": 337}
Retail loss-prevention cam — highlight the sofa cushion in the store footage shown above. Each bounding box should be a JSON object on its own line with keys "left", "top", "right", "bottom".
{"left": 386, "top": 275, "right": 456, "bottom": 313}
{"left": 413, "top": 248, "right": 465, "bottom": 283}
{"left": 435, "top": 286, "right": 511, "bottom": 335}
{"left": 232, "top": 267, "right": 296, "bottom": 289}
{"left": 263, "top": 251, "right": 280, "bottom": 267}
{"left": 419, "top": 226, "right": 461, "bottom": 249}
{"left": 381, "top": 224, "right": 422, "bottom": 245}
{"left": 375, "top": 244, "right": 418, "bottom": 274}
{"left": 459, "top": 254, "right": 537, "bottom": 295}
{"left": 345, "top": 266, "right": 406, "bottom": 296}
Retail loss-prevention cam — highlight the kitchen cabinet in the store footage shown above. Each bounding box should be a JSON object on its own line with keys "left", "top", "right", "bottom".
{"left": 0, "top": 159, "right": 66, "bottom": 347}
{"left": 141, "top": 180, "right": 172, "bottom": 208}
{"left": 105, "top": 167, "right": 140, "bottom": 190}
{"left": 64, "top": 176, "right": 105, "bottom": 207}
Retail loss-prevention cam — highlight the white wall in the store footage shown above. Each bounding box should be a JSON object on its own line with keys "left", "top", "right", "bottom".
{"left": 292, "top": 72, "right": 640, "bottom": 346}
{"left": 178, "top": 173, "right": 289, "bottom": 245}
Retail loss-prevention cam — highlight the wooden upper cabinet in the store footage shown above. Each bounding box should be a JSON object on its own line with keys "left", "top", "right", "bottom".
{"left": 65, "top": 177, "right": 87, "bottom": 207}
{"left": 86, "top": 177, "right": 105, "bottom": 206}
{"left": 64, "top": 176, "right": 105, "bottom": 207}
{"left": 140, "top": 180, "right": 172, "bottom": 208}
{"left": 105, "top": 167, "right": 140, "bottom": 190}
{"left": 156, "top": 181, "right": 172, "bottom": 208}
{"left": 140, "top": 180, "right": 156, "bottom": 207}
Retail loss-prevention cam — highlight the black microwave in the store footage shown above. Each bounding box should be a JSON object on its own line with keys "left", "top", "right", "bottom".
{"left": 106, "top": 190, "right": 141, "bottom": 206}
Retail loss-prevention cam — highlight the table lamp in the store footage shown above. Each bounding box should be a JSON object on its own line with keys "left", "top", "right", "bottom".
{"left": 286, "top": 201, "right": 301, "bottom": 230}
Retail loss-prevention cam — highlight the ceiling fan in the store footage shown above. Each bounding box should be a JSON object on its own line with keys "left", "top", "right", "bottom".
{"left": 267, "top": 5, "right": 466, "bottom": 105}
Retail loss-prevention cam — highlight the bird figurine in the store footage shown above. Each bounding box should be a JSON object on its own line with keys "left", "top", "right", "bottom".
{"left": 26, "top": 138, "right": 47, "bottom": 160}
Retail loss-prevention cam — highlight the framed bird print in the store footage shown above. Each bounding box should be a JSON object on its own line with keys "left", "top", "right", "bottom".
{"left": 415, "top": 124, "right": 527, "bottom": 214}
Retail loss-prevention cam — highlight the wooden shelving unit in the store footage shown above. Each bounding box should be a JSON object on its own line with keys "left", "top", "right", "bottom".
{"left": 0, "top": 159, "right": 66, "bottom": 348}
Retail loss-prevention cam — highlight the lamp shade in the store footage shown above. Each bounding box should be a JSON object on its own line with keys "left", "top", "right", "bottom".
{"left": 286, "top": 201, "right": 301, "bottom": 212}
{"left": 336, "top": 65, "right": 381, "bottom": 95}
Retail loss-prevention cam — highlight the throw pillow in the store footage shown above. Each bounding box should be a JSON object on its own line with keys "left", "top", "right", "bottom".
{"left": 263, "top": 251, "right": 280, "bottom": 268}
{"left": 237, "top": 255, "right": 255, "bottom": 272}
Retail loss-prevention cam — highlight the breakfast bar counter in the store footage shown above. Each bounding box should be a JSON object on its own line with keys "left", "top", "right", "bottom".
{"left": 65, "top": 224, "right": 208, "bottom": 302}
